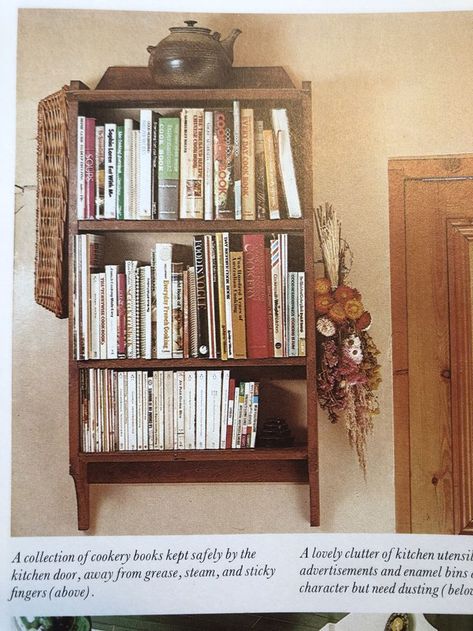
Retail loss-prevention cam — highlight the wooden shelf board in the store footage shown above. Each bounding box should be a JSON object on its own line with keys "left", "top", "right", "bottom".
{"left": 79, "top": 446, "right": 308, "bottom": 463}
{"left": 77, "top": 218, "right": 308, "bottom": 233}
{"left": 76, "top": 356, "right": 307, "bottom": 369}
{"left": 68, "top": 88, "right": 305, "bottom": 105}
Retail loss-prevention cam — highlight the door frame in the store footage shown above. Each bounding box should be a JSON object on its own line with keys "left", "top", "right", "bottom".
{"left": 388, "top": 153, "right": 473, "bottom": 533}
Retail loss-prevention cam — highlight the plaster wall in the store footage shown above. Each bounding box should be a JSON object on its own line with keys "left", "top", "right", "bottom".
{"left": 12, "top": 9, "right": 473, "bottom": 535}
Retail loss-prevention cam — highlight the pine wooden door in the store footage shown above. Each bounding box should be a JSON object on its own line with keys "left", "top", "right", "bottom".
{"left": 389, "top": 155, "right": 473, "bottom": 534}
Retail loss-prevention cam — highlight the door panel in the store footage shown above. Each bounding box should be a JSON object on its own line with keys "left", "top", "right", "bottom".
{"left": 389, "top": 155, "right": 473, "bottom": 533}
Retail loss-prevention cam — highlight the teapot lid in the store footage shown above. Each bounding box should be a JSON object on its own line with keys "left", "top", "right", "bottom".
{"left": 169, "top": 20, "right": 212, "bottom": 34}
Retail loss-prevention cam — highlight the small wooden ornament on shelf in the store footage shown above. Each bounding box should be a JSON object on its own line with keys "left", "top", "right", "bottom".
{"left": 256, "top": 418, "right": 294, "bottom": 448}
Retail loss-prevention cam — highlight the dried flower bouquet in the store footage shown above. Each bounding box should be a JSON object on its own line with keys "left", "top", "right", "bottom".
{"left": 314, "top": 203, "right": 381, "bottom": 472}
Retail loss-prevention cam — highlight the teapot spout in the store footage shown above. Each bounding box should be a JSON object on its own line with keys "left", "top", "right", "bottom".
{"left": 221, "top": 28, "right": 242, "bottom": 62}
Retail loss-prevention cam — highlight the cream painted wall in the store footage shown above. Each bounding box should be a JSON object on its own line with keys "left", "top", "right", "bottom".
{"left": 12, "top": 9, "right": 473, "bottom": 536}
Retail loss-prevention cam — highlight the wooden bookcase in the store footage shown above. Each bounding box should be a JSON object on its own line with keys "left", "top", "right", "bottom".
{"left": 66, "top": 67, "right": 318, "bottom": 530}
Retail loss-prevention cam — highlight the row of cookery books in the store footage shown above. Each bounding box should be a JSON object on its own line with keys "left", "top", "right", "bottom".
{"left": 74, "top": 232, "right": 306, "bottom": 361}
{"left": 76, "top": 105, "right": 302, "bottom": 221}
{"left": 80, "top": 368, "right": 260, "bottom": 452}
{"left": 74, "top": 232, "right": 306, "bottom": 360}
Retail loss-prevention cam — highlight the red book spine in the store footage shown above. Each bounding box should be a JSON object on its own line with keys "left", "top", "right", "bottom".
{"left": 243, "top": 234, "right": 270, "bottom": 358}
{"left": 84, "top": 117, "right": 96, "bottom": 219}
{"left": 264, "top": 246, "right": 274, "bottom": 355}
{"left": 117, "top": 272, "right": 127, "bottom": 359}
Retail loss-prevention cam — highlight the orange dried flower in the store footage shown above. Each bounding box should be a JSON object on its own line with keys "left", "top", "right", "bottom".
{"left": 314, "top": 277, "right": 332, "bottom": 295}
{"left": 315, "top": 294, "right": 334, "bottom": 314}
{"left": 334, "top": 284, "right": 356, "bottom": 303}
{"left": 344, "top": 298, "right": 364, "bottom": 320}
{"left": 328, "top": 302, "right": 347, "bottom": 323}
{"left": 355, "top": 310, "right": 372, "bottom": 331}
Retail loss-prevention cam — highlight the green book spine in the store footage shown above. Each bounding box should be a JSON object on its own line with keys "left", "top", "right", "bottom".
{"left": 158, "top": 117, "right": 180, "bottom": 220}
{"left": 116, "top": 125, "right": 124, "bottom": 220}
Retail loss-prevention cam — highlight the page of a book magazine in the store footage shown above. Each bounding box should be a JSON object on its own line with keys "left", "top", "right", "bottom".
{"left": 2, "top": 0, "right": 473, "bottom": 628}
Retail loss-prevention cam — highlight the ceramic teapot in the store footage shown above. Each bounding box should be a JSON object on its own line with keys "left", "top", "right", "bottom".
{"left": 147, "top": 20, "right": 242, "bottom": 88}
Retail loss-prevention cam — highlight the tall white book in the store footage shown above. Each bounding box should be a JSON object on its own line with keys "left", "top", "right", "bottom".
{"left": 184, "top": 371, "right": 196, "bottom": 449}
{"left": 163, "top": 370, "right": 174, "bottom": 450}
{"left": 219, "top": 370, "right": 230, "bottom": 449}
{"left": 206, "top": 370, "right": 222, "bottom": 449}
{"left": 204, "top": 110, "right": 214, "bottom": 220}
{"left": 138, "top": 109, "right": 154, "bottom": 219}
{"left": 195, "top": 370, "right": 207, "bottom": 449}
{"left": 271, "top": 108, "right": 302, "bottom": 219}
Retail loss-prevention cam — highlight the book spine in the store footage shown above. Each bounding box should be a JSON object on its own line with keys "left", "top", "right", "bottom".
{"left": 225, "top": 378, "right": 236, "bottom": 449}
{"left": 105, "top": 265, "right": 118, "bottom": 359}
{"left": 206, "top": 370, "right": 222, "bottom": 449}
{"left": 233, "top": 101, "right": 242, "bottom": 220}
{"left": 184, "top": 370, "right": 196, "bottom": 449}
{"left": 174, "top": 370, "right": 185, "bottom": 449}
{"left": 123, "top": 118, "right": 134, "bottom": 219}
{"left": 155, "top": 370, "right": 165, "bottom": 450}
{"left": 255, "top": 119, "right": 267, "bottom": 220}
{"left": 163, "top": 370, "right": 174, "bottom": 449}
{"left": 125, "top": 260, "right": 138, "bottom": 359}
{"left": 263, "top": 130, "right": 280, "bottom": 220}
{"left": 157, "top": 117, "right": 180, "bottom": 220}
{"left": 288, "top": 271, "right": 299, "bottom": 357}
{"left": 89, "top": 273, "right": 100, "bottom": 360}
{"left": 270, "top": 238, "right": 284, "bottom": 357}
{"left": 180, "top": 108, "right": 204, "bottom": 219}
{"left": 146, "top": 374, "right": 153, "bottom": 450}
{"left": 188, "top": 266, "right": 199, "bottom": 358}
{"left": 171, "top": 262, "right": 184, "bottom": 359}
{"left": 104, "top": 123, "right": 117, "bottom": 219}
{"left": 151, "top": 116, "right": 159, "bottom": 219}
{"left": 127, "top": 371, "right": 137, "bottom": 451}
{"left": 204, "top": 110, "right": 214, "bottom": 220}
{"left": 215, "top": 233, "right": 228, "bottom": 361}
{"left": 182, "top": 269, "right": 190, "bottom": 359}
{"left": 138, "top": 109, "right": 153, "bottom": 219}
{"left": 117, "top": 272, "right": 126, "bottom": 359}
{"left": 195, "top": 370, "right": 207, "bottom": 449}
{"left": 214, "top": 110, "right": 234, "bottom": 219}
{"left": 250, "top": 382, "right": 260, "bottom": 448}
{"left": 271, "top": 108, "right": 302, "bottom": 219}
{"left": 154, "top": 243, "right": 173, "bottom": 359}
{"left": 98, "top": 272, "right": 107, "bottom": 359}
{"left": 241, "top": 108, "right": 256, "bottom": 221}
{"left": 204, "top": 234, "right": 218, "bottom": 359}
{"left": 136, "top": 370, "right": 143, "bottom": 450}
{"left": 193, "top": 236, "right": 209, "bottom": 358}
{"left": 222, "top": 232, "right": 233, "bottom": 359}
{"left": 298, "top": 271, "right": 306, "bottom": 356}
{"left": 95, "top": 125, "right": 105, "bottom": 219}
{"left": 116, "top": 125, "right": 124, "bottom": 220}
{"left": 76, "top": 116, "right": 86, "bottom": 219}
{"left": 131, "top": 129, "right": 140, "bottom": 219}
{"left": 230, "top": 251, "right": 247, "bottom": 360}
{"left": 220, "top": 369, "right": 230, "bottom": 449}
{"left": 280, "top": 233, "right": 288, "bottom": 356}
{"left": 243, "top": 234, "right": 270, "bottom": 358}
{"left": 139, "top": 266, "right": 152, "bottom": 359}
{"left": 84, "top": 117, "right": 96, "bottom": 219}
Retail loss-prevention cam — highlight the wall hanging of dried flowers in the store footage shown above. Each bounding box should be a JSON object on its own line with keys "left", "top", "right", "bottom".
{"left": 314, "top": 203, "right": 381, "bottom": 473}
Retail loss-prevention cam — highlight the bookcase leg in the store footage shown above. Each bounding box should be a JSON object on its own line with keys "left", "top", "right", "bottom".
{"left": 71, "top": 468, "right": 90, "bottom": 530}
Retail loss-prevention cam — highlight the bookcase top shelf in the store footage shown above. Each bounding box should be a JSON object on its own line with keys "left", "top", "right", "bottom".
{"left": 93, "top": 66, "right": 299, "bottom": 91}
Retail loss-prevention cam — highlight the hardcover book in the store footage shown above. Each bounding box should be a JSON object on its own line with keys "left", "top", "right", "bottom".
{"left": 213, "top": 109, "right": 235, "bottom": 219}
{"left": 242, "top": 233, "right": 271, "bottom": 358}
{"left": 157, "top": 117, "right": 180, "bottom": 220}
{"left": 180, "top": 108, "right": 204, "bottom": 219}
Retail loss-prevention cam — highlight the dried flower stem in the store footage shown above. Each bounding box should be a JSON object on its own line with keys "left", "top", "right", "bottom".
{"left": 314, "top": 203, "right": 341, "bottom": 289}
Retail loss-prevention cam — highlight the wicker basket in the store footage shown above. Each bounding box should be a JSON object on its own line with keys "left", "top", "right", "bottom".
{"left": 35, "top": 86, "right": 69, "bottom": 318}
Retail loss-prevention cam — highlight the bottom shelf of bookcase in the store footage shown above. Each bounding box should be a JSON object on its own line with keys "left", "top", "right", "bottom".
{"left": 70, "top": 446, "right": 318, "bottom": 530}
